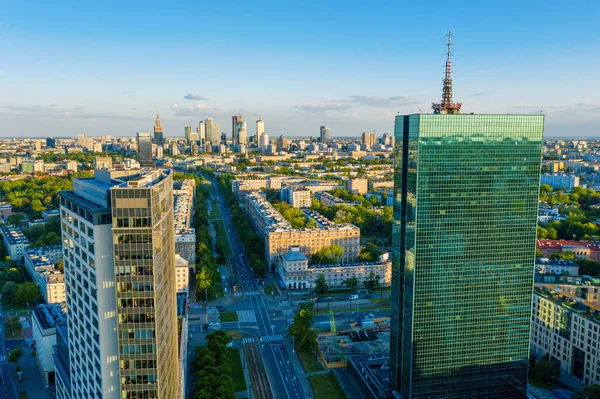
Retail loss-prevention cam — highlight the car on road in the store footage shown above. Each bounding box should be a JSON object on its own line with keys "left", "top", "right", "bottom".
{"left": 348, "top": 294, "right": 359, "bottom": 300}
{"left": 279, "top": 344, "right": 286, "bottom": 350}
{"left": 324, "top": 297, "right": 332, "bottom": 302}
{"left": 365, "top": 295, "right": 372, "bottom": 299}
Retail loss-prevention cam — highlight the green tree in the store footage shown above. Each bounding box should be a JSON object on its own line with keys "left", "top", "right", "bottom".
{"left": 535, "top": 248, "right": 543, "bottom": 258}
{"left": 343, "top": 276, "right": 359, "bottom": 293}
{"left": 576, "top": 258, "right": 600, "bottom": 276}
{"left": 530, "top": 358, "right": 560, "bottom": 383}
{"left": 300, "top": 328, "right": 318, "bottom": 351}
{"left": 7, "top": 213, "right": 25, "bottom": 226}
{"left": 1, "top": 281, "right": 18, "bottom": 304}
{"left": 290, "top": 309, "right": 314, "bottom": 342}
{"left": 357, "top": 243, "right": 383, "bottom": 262}
{"left": 574, "top": 384, "right": 600, "bottom": 399}
{"left": 363, "top": 271, "right": 381, "bottom": 293}
{"left": 195, "top": 267, "right": 213, "bottom": 301}
{"left": 7, "top": 347, "right": 24, "bottom": 370}
{"left": 14, "top": 282, "right": 40, "bottom": 306}
{"left": 314, "top": 274, "right": 328, "bottom": 298}
{"left": 4, "top": 315, "right": 22, "bottom": 338}
{"left": 309, "top": 244, "right": 344, "bottom": 265}
{"left": 550, "top": 251, "right": 576, "bottom": 261}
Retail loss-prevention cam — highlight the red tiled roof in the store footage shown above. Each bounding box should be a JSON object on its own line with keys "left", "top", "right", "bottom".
{"left": 537, "top": 239, "right": 600, "bottom": 251}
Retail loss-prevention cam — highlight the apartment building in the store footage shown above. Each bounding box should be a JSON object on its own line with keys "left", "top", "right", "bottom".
{"left": 173, "top": 179, "right": 196, "bottom": 266}
{"left": 278, "top": 246, "right": 391, "bottom": 290}
{"left": 531, "top": 288, "right": 600, "bottom": 388}
{"left": 243, "top": 191, "right": 360, "bottom": 265}
{"left": 280, "top": 187, "right": 312, "bottom": 208}
{"left": 314, "top": 191, "right": 361, "bottom": 207}
{"left": 347, "top": 178, "right": 368, "bottom": 195}
{"left": 537, "top": 240, "right": 600, "bottom": 261}
{"left": 32, "top": 302, "right": 67, "bottom": 385}
{"left": 0, "top": 224, "right": 30, "bottom": 262}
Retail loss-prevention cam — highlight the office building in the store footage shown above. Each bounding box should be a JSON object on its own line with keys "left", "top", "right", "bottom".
{"left": 205, "top": 118, "right": 221, "bottom": 144}
{"left": 238, "top": 121, "right": 247, "bottom": 145}
{"left": 136, "top": 132, "right": 154, "bottom": 167}
{"left": 232, "top": 115, "right": 244, "bottom": 145}
{"left": 390, "top": 112, "right": 544, "bottom": 398}
{"left": 320, "top": 126, "right": 331, "bottom": 144}
{"left": 47, "top": 137, "right": 57, "bottom": 148}
{"left": 59, "top": 168, "right": 178, "bottom": 399}
{"left": 154, "top": 113, "right": 164, "bottom": 146}
{"left": 276, "top": 135, "right": 289, "bottom": 152}
{"left": 259, "top": 132, "right": 269, "bottom": 152}
{"left": 256, "top": 119, "right": 265, "bottom": 144}
{"left": 362, "top": 132, "right": 377, "bottom": 149}
{"left": 198, "top": 120, "right": 206, "bottom": 144}
{"left": 390, "top": 33, "right": 544, "bottom": 397}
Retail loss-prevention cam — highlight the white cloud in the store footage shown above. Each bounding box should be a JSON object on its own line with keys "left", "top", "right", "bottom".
{"left": 183, "top": 93, "right": 210, "bottom": 101}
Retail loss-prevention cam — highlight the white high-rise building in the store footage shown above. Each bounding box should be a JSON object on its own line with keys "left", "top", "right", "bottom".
{"left": 238, "top": 121, "right": 247, "bottom": 145}
{"left": 256, "top": 119, "right": 265, "bottom": 144}
{"left": 198, "top": 121, "right": 206, "bottom": 144}
{"left": 259, "top": 132, "right": 269, "bottom": 152}
{"left": 58, "top": 168, "right": 179, "bottom": 399}
{"left": 205, "top": 118, "right": 221, "bottom": 144}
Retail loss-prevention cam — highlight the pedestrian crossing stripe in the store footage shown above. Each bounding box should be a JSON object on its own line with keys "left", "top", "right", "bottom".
{"left": 261, "top": 334, "right": 283, "bottom": 342}
{"left": 0, "top": 355, "right": 4, "bottom": 362}
{"left": 242, "top": 337, "right": 256, "bottom": 344}
{"left": 234, "top": 291, "right": 260, "bottom": 297}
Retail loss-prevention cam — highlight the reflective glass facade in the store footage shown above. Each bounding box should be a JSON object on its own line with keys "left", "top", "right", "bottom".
{"left": 113, "top": 174, "right": 178, "bottom": 399}
{"left": 391, "top": 114, "right": 544, "bottom": 398}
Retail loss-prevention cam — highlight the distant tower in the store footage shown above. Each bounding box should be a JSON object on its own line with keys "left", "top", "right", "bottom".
{"left": 320, "top": 126, "right": 331, "bottom": 144}
{"left": 232, "top": 115, "right": 244, "bottom": 145}
{"left": 432, "top": 30, "right": 462, "bottom": 114}
{"left": 256, "top": 119, "right": 265, "bottom": 144}
{"left": 153, "top": 113, "right": 164, "bottom": 146}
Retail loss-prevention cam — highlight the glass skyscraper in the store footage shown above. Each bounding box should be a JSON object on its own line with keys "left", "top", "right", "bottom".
{"left": 390, "top": 114, "right": 544, "bottom": 398}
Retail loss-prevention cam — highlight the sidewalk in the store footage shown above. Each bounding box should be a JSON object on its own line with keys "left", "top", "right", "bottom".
{"left": 17, "top": 343, "right": 50, "bottom": 399}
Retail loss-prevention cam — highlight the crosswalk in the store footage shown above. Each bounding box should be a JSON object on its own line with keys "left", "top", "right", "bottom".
{"left": 234, "top": 291, "right": 260, "bottom": 297}
{"left": 241, "top": 334, "right": 283, "bottom": 344}
{"left": 0, "top": 355, "right": 5, "bottom": 362}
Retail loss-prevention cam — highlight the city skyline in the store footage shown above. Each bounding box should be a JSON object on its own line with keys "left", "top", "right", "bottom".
{"left": 1, "top": 1, "right": 599, "bottom": 138}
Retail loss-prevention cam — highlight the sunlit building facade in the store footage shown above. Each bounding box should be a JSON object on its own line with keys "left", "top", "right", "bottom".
{"left": 390, "top": 114, "right": 544, "bottom": 398}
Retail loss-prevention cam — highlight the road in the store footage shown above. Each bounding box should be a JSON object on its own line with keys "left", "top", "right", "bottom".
{"left": 0, "top": 303, "right": 18, "bottom": 399}
{"left": 212, "top": 178, "right": 307, "bottom": 399}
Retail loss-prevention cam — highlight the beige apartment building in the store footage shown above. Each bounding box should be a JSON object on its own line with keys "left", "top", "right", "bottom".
{"left": 243, "top": 191, "right": 360, "bottom": 266}
{"left": 279, "top": 246, "right": 391, "bottom": 289}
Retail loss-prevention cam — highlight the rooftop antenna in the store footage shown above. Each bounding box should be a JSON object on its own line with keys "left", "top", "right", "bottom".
{"left": 432, "top": 28, "right": 462, "bottom": 114}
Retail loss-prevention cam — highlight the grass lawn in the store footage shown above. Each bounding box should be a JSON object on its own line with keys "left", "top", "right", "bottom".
{"left": 370, "top": 298, "right": 389, "bottom": 304}
{"left": 210, "top": 200, "right": 221, "bottom": 218}
{"left": 308, "top": 372, "right": 347, "bottom": 399}
{"left": 229, "top": 348, "right": 247, "bottom": 392}
{"left": 220, "top": 311, "right": 239, "bottom": 322}
{"left": 296, "top": 345, "right": 323, "bottom": 373}
{"left": 214, "top": 220, "right": 231, "bottom": 254}
{"left": 213, "top": 284, "right": 224, "bottom": 299}
{"left": 224, "top": 330, "right": 243, "bottom": 339}
{"left": 264, "top": 283, "right": 280, "bottom": 296}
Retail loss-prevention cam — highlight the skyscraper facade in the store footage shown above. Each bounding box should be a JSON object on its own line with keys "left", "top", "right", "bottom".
{"left": 390, "top": 113, "right": 544, "bottom": 398}
{"left": 362, "top": 132, "right": 376, "bottom": 149}
{"left": 59, "top": 168, "right": 178, "bottom": 399}
{"left": 153, "top": 113, "right": 164, "bottom": 146}
{"left": 237, "top": 121, "right": 247, "bottom": 145}
{"left": 232, "top": 115, "right": 243, "bottom": 145}
{"left": 198, "top": 120, "right": 206, "bottom": 144}
{"left": 46, "top": 137, "right": 57, "bottom": 148}
{"left": 256, "top": 119, "right": 265, "bottom": 144}
{"left": 136, "top": 132, "right": 154, "bottom": 167}
{"left": 319, "top": 126, "right": 331, "bottom": 144}
{"left": 184, "top": 126, "right": 192, "bottom": 143}
{"left": 205, "top": 118, "right": 221, "bottom": 145}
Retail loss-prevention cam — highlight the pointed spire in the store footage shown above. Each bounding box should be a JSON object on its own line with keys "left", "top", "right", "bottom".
{"left": 432, "top": 28, "right": 462, "bottom": 114}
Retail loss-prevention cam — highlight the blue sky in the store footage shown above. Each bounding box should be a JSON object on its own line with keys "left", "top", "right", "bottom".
{"left": 1, "top": 0, "right": 599, "bottom": 138}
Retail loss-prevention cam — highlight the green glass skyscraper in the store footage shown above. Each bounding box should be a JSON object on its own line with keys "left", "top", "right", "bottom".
{"left": 390, "top": 113, "right": 544, "bottom": 398}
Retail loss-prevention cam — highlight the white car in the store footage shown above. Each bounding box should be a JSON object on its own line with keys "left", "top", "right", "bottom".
{"left": 348, "top": 294, "right": 359, "bottom": 300}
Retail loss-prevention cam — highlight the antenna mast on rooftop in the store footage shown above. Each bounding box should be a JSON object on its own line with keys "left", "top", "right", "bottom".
{"left": 432, "top": 29, "right": 462, "bottom": 114}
